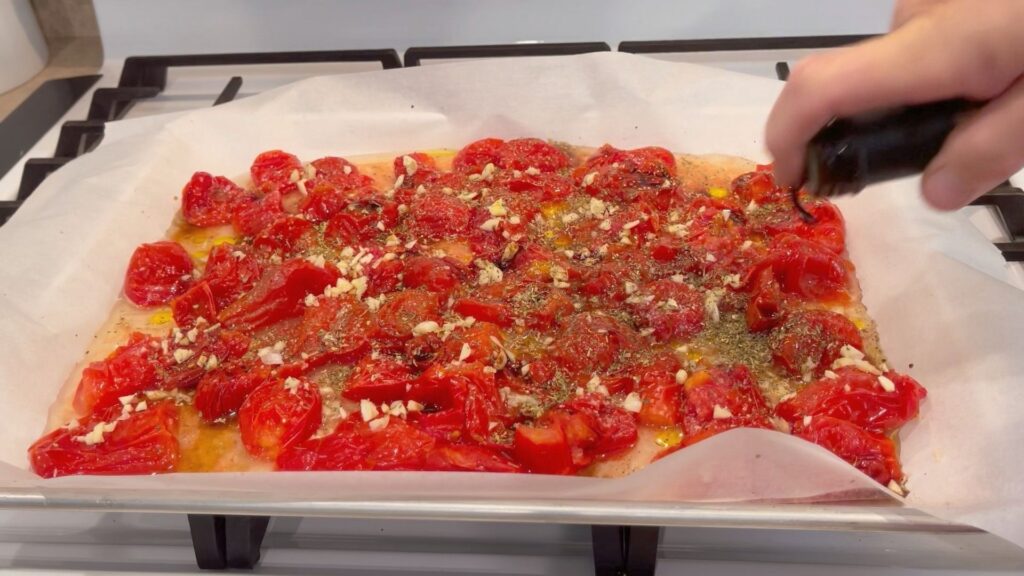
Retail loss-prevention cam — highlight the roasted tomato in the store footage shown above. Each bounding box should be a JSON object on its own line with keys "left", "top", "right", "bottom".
{"left": 575, "top": 145, "right": 676, "bottom": 202}
{"left": 73, "top": 332, "right": 162, "bottom": 417}
{"left": 289, "top": 294, "right": 370, "bottom": 357}
{"left": 181, "top": 172, "right": 245, "bottom": 227}
{"left": 201, "top": 244, "right": 262, "bottom": 309}
{"left": 218, "top": 259, "right": 339, "bottom": 330}
{"left": 752, "top": 235, "right": 849, "bottom": 301}
{"left": 452, "top": 138, "right": 505, "bottom": 174}
{"left": 631, "top": 279, "right": 705, "bottom": 342}
{"left": 452, "top": 297, "right": 513, "bottom": 327}
{"left": 402, "top": 256, "right": 463, "bottom": 294}
{"left": 745, "top": 270, "right": 787, "bottom": 332}
{"left": 342, "top": 356, "right": 413, "bottom": 404}
{"left": 749, "top": 200, "right": 846, "bottom": 254}
{"left": 730, "top": 167, "right": 789, "bottom": 204}
{"left": 393, "top": 152, "right": 438, "bottom": 188}
{"left": 514, "top": 423, "right": 573, "bottom": 475}
{"left": 28, "top": 402, "right": 180, "bottom": 478}
{"left": 406, "top": 362, "right": 506, "bottom": 443}
{"left": 123, "top": 241, "right": 194, "bottom": 307}
{"left": 777, "top": 367, "right": 926, "bottom": 434}
{"left": 231, "top": 189, "right": 284, "bottom": 237}
{"left": 408, "top": 191, "right": 472, "bottom": 240}
{"left": 250, "top": 150, "right": 301, "bottom": 192}
{"left": 238, "top": 377, "right": 322, "bottom": 460}
{"left": 497, "top": 138, "right": 570, "bottom": 172}
{"left": 560, "top": 394, "right": 638, "bottom": 457}
{"left": 194, "top": 364, "right": 270, "bottom": 421}
{"left": 374, "top": 290, "right": 442, "bottom": 342}
{"left": 426, "top": 443, "right": 521, "bottom": 472}
{"left": 440, "top": 322, "right": 504, "bottom": 364}
{"left": 170, "top": 281, "right": 218, "bottom": 327}
{"left": 795, "top": 416, "right": 903, "bottom": 485}
{"left": 681, "top": 365, "right": 771, "bottom": 444}
{"left": 278, "top": 418, "right": 436, "bottom": 471}
{"left": 310, "top": 156, "right": 374, "bottom": 190}
{"left": 252, "top": 217, "right": 313, "bottom": 256}
{"left": 770, "top": 309, "right": 863, "bottom": 378}
{"left": 552, "top": 313, "right": 637, "bottom": 374}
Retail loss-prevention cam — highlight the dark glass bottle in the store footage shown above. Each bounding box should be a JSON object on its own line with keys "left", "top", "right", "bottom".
{"left": 802, "top": 99, "right": 978, "bottom": 198}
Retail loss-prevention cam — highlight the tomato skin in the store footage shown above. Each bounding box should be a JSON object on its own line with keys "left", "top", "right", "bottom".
{"left": 393, "top": 152, "right": 438, "bottom": 188}
{"left": 770, "top": 309, "right": 863, "bottom": 378}
{"left": 750, "top": 200, "right": 846, "bottom": 254}
{"left": 745, "top": 270, "right": 786, "bottom": 332}
{"left": 552, "top": 313, "right": 637, "bottom": 375}
{"left": 730, "top": 168, "right": 789, "bottom": 204}
{"left": 777, "top": 368, "right": 926, "bottom": 435}
{"left": 497, "top": 138, "right": 569, "bottom": 172}
{"left": 441, "top": 322, "right": 504, "bottom": 364}
{"left": 406, "top": 362, "right": 505, "bottom": 443}
{"left": 181, "top": 172, "right": 244, "bottom": 227}
{"left": 561, "top": 395, "right": 638, "bottom": 456}
{"left": 73, "top": 333, "right": 162, "bottom": 417}
{"left": 452, "top": 297, "right": 513, "bottom": 327}
{"left": 632, "top": 279, "right": 705, "bottom": 342}
{"left": 250, "top": 150, "right": 301, "bottom": 192}
{"left": 795, "top": 416, "right": 903, "bottom": 485}
{"left": 638, "top": 381, "right": 683, "bottom": 427}
{"left": 29, "top": 402, "right": 180, "bottom": 478}
{"left": 753, "top": 235, "right": 849, "bottom": 301}
{"left": 374, "top": 290, "right": 442, "bottom": 342}
{"left": 277, "top": 418, "right": 436, "bottom": 471}
{"left": 341, "top": 356, "right": 413, "bottom": 404}
{"left": 408, "top": 191, "right": 472, "bottom": 240}
{"left": 238, "top": 378, "right": 322, "bottom": 460}
{"left": 575, "top": 145, "right": 676, "bottom": 202}
{"left": 123, "top": 241, "right": 194, "bottom": 307}
{"left": 299, "top": 180, "right": 350, "bottom": 223}
{"left": 231, "top": 189, "right": 284, "bottom": 237}
{"left": 194, "top": 364, "right": 270, "bottom": 421}
{"left": 402, "top": 256, "right": 462, "bottom": 294}
{"left": 426, "top": 443, "right": 521, "bottom": 472}
{"left": 218, "top": 259, "right": 339, "bottom": 330}
{"left": 310, "top": 156, "right": 373, "bottom": 190}
{"left": 681, "top": 365, "right": 771, "bottom": 443}
{"left": 514, "top": 424, "right": 574, "bottom": 475}
{"left": 324, "top": 212, "right": 377, "bottom": 246}
{"left": 253, "top": 217, "right": 314, "bottom": 257}
{"left": 170, "top": 280, "right": 218, "bottom": 328}
{"left": 201, "top": 245, "right": 262, "bottom": 309}
{"left": 453, "top": 138, "right": 505, "bottom": 174}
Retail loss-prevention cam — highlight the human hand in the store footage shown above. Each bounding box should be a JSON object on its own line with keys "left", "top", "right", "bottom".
{"left": 765, "top": 0, "right": 1024, "bottom": 210}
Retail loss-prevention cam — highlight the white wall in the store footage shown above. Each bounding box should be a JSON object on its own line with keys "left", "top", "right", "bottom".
{"left": 95, "top": 0, "right": 895, "bottom": 58}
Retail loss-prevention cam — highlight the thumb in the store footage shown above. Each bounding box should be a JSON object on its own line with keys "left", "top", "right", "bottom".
{"left": 921, "top": 77, "right": 1024, "bottom": 210}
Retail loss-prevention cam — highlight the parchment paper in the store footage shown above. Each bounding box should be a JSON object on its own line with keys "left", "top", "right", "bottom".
{"left": 2, "top": 53, "right": 1023, "bottom": 546}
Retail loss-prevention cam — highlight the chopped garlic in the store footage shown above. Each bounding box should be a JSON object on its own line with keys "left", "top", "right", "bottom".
{"left": 257, "top": 346, "right": 283, "bottom": 365}
{"left": 173, "top": 348, "right": 194, "bottom": 364}
{"left": 480, "top": 218, "right": 502, "bottom": 232}
{"left": 360, "top": 399, "right": 379, "bottom": 422}
{"left": 622, "top": 220, "right": 640, "bottom": 231}
{"left": 622, "top": 392, "right": 643, "bottom": 413}
{"left": 488, "top": 199, "right": 509, "bottom": 217}
{"left": 459, "top": 343, "right": 472, "bottom": 362}
{"left": 802, "top": 415, "right": 812, "bottom": 427}
{"left": 284, "top": 377, "right": 301, "bottom": 394}
{"left": 402, "top": 155, "right": 418, "bottom": 176}
{"left": 877, "top": 375, "right": 897, "bottom": 393}
{"left": 412, "top": 320, "right": 441, "bottom": 336}
{"left": 823, "top": 370, "right": 839, "bottom": 380}
{"left": 589, "top": 197, "right": 607, "bottom": 217}
{"left": 368, "top": 415, "right": 390, "bottom": 432}
{"left": 624, "top": 281, "right": 638, "bottom": 295}
{"left": 406, "top": 400, "right": 424, "bottom": 412}
{"left": 887, "top": 480, "right": 906, "bottom": 496}
{"left": 675, "top": 369, "right": 688, "bottom": 385}
{"left": 582, "top": 171, "right": 597, "bottom": 186}
{"left": 475, "top": 259, "right": 504, "bottom": 285}
{"left": 524, "top": 166, "right": 541, "bottom": 176}
{"left": 303, "top": 294, "right": 319, "bottom": 307}
{"left": 712, "top": 405, "right": 733, "bottom": 419}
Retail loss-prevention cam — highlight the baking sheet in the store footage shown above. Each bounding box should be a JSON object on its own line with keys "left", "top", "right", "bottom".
{"left": 1, "top": 52, "right": 1023, "bottom": 545}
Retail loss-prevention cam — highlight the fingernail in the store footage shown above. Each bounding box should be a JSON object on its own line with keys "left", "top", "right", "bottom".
{"left": 922, "top": 167, "right": 970, "bottom": 211}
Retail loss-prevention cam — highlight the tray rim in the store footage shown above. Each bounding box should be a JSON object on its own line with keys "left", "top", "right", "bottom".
{"left": 0, "top": 487, "right": 978, "bottom": 534}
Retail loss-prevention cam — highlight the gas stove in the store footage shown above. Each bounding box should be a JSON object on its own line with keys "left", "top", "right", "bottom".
{"left": 1, "top": 33, "right": 1023, "bottom": 576}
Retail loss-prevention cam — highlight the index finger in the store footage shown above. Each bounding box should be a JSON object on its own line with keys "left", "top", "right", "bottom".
{"left": 764, "top": 2, "right": 1024, "bottom": 187}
